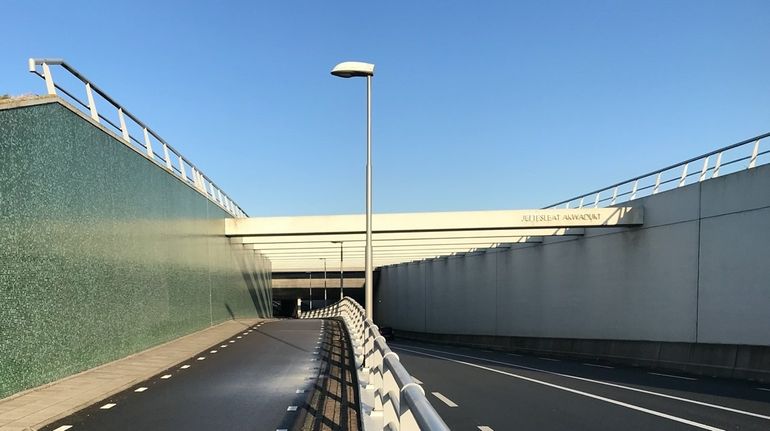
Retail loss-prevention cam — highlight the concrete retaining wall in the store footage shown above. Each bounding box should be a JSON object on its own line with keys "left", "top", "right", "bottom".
{"left": 0, "top": 99, "right": 272, "bottom": 398}
{"left": 375, "top": 157, "right": 770, "bottom": 380}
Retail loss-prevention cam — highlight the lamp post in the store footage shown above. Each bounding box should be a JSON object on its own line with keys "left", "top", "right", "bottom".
{"left": 308, "top": 271, "right": 313, "bottom": 310}
{"left": 331, "top": 61, "right": 375, "bottom": 320}
{"left": 320, "top": 258, "right": 328, "bottom": 305}
{"left": 331, "top": 240, "right": 344, "bottom": 300}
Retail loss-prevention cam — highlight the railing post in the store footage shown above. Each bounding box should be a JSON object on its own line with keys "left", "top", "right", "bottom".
{"left": 578, "top": 197, "right": 584, "bottom": 208}
{"left": 179, "top": 156, "right": 188, "bottom": 181}
{"left": 611, "top": 186, "right": 618, "bottom": 205}
{"left": 630, "top": 180, "right": 638, "bottom": 201}
{"left": 699, "top": 156, "right": 710, "bottom": 182}
{"left": 85, "top": 82, "right": 99, "bottom": 123}
{"left": 749, "top": 139, "right": 760, "bottom": 169}
{"left": 713, "top": 152, "right": 723, "bottom": 178}
{"left": 118, "top": 108, "right": 130, "bottom": 142}
{"left": 42, "top": 62, "right": 57, "bottom": 95}
{"left": 678, "top": 163, "right": 689, "bottom": 187}
{"left": 143, "top": 128, "right": 155, "bottom": 160}
{"left": 593, "top": 192, "right": 601, "bottom": 208}
{"left": 162, "top": 143, "right": 173, "bottom": 170}
{"left": 653, "top": 172, "right": 662, "bottom": 194}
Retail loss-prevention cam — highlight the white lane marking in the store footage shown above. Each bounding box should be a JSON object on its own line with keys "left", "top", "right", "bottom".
{"left": 584, "top": 363, "right": 614, "bottom": 369}
{"left": 432, "top": 392, "right": 458, "bottom": 407}
{"left": 396, "top": 346, "right": 724, "bottom": 430}
{"left": 478, "top": 427, "right": 494, "bottom": 431}
{"left": 237, "top": 336, "right": 242, "bottom": 339}
{"left": 539, "top": 357, "right": 560, "bottom": 362}
{"left": 180, "top": 364, "right": 191, "bottom": 369}
{"left": 100, "top": 403, "right": 116, "bottom": 409}
{"left": 393, "top": 344, "right": 770, "bottom": 422}
{"left": 287, "top": 405, "right": 298, "bottom": 411}
{"left": 649, "top": 372, "right": 697, "bottom": 381}
{"left": 134, "top": 387, "right": 148, "bottom": 392}
{"left": 412, "top": 376, "right": 423, "bottom": 384}
{"left": 507, "top": 353, "right": 522, "bottom": 357}
{"left": 52, "top": 426, "right": 73, "bottom": 431}
{"left": 758, "top": 388, "right": 770, "bottom": 392}
{"left": 161, "top": 374, "right": 172, "bottom": 379}
{"left": 229, "top": 340, "right": 236, "bottom": 343}
{"left": 296, "top": 389, "right": 306, "bottom": 393}
{"left": 197, "top": 356, "right": 206, "bottom": 361}
{"left": 220, "top": 345, "right": 228, "bottom": 348}
{"left": 210, "top": 350, "right": 218, "bottom": 353}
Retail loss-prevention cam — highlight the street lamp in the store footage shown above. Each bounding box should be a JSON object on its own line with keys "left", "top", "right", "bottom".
{"left": 331, "top": 241, "right": 344, "bottom": 300}
{"left": 320, "top": 258, "right": 328, "bottom": 305}
{"left": 331, "top": 61, "right": 375, "bottom": 320}
{"left": 308, "top": 271, "right": 313, "bottom": 310}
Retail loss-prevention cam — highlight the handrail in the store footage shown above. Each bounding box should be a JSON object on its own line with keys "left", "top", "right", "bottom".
{"left": 545, "top": 131, "right": 770, "bottom": 209}
{"left": 27, "top": 58, "right": 247, "bottom": 218}
{"left": 300, "top": 298, "right": 450, "bottom": 431}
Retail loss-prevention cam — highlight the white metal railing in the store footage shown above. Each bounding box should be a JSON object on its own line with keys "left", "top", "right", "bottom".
{"left": 300, "top": 298, "right": 449, "bottom": 431}
{"left": 546, "top": 132, "right": 770, "bottom": 209}
{"left": 27, "top": 58, "right": 247, "bottom": 218}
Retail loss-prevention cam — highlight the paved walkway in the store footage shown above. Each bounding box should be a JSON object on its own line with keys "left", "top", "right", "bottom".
{"left": 0, "top": 319, "right": 261, "bottom": 431}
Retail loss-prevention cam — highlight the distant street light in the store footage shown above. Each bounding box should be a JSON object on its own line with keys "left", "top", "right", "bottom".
{"left": 331, "top": 240, "right": 344, "bottom": 300}
{"left": 308, "top": 271, "right": 313, "bottom": 310}
{"left": 320, "top": 258, "right": 328, "bottom": 305}
{"left": 331, "top": 61, "right": 375, "bottom": 320}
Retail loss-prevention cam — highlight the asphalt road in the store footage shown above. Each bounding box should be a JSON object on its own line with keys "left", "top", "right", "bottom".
{"left": 391, "top": 340, "right": 770, "bottom": 431}
{"left": 42, "top": 319, "right": 326, "bottom": 431}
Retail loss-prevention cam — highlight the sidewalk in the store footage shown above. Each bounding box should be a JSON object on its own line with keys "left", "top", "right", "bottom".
{"left": 0, "top": 318, "right": 263, "bottom": 431}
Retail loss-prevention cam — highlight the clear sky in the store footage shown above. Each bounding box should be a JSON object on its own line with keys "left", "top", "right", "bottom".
{"left": 2, "top": 1, "right": 769, "bottom": 216}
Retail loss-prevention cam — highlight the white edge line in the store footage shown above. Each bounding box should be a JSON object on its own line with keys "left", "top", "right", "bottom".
{"left": 392, "top": 344, "right": 770, "bottom": 422}
{"left": 52, "top": 426, "right": 73, "bottom": 431}
{"left": 431, "top": 391, "right": 458, "bottom": 407}
{"left": 396, "top": 346, "right": 724, "bottom": 430}
{"left": 583, "top": 363, "right": 614, "bottom": 369}
{"left": 649, "top": 372, "right": 697, "bottom": 381}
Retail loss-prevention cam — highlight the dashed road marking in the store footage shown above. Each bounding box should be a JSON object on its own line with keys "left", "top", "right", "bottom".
{"left": 296, "top": 389, "right": 306, "bottom": 393}
{"left": 287, "top": 405, "right": 298, "bottom": 411}
{"left": 229, "top": 340, "right": 236, "bottom": 343}
{"left": 161, "top": 374, "right": 172, "bottom": 379}
{"left": 180, "top": 364, "right": 191, "bottom": 369}
{"left": 394, "top": 344, "right": 770, "bottom": 422}
{"left": 197, "top": 356, "right": 206, "bottom": 361}
{"left": 134, "top": 387, "right": 148, "bottom": 392}
{"left": 478, "top": 427, "right": 494, "bottom": 431}
{"left": 220, "top": 345, "right": 228, "bottom": 348}
{"left": 237, "top": 336, "right": 242, "bottom": 339}
{"left": 100, "top": 403, "right": 116, "bottom": 410}
{"left": 584, "top": 363, "right": 614, "bottom": 369}
{"left": 507, "top": 353, "right": 522, "bottom": 357}
{"left": 52, "top": 426, "right": 73, "bottom": 431}
{"left": 539, "top": 357, "right": 560, "bottom": 362}
{"left": 396, "top": 346, "right": 729, "bottom": 430}
{"left": 210, "top": 350, "right": 218, "bottom": 353}
{"left": 758, "top": 388, "right": 770, "bottom": 392}
{"left": 432, "top": 392, "right": 458, "bottom": 407}
{"left": 649, "top": 372, "right": 696, "bottom": 381}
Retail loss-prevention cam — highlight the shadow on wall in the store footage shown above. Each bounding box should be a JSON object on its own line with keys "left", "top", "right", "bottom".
{"left": 236, "top": 251, "right": 268, "bottom": 314}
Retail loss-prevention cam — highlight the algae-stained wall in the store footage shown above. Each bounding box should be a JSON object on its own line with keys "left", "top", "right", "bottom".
{"left": 0, "top": 99, "right": 271, "bottom": 399}
{"left": 376, "top": 162, "right": 770, "bottom": 348}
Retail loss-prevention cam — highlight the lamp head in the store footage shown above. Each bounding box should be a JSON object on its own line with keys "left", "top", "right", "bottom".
{"left": 331, "top": 61, "right": 375, "bottom": 78}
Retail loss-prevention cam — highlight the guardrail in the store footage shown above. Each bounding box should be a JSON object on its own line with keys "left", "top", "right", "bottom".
{"left": 27, "top": 58, "right": 246, "bottom": 218}
{"left": 546, "top": 132, "right": 770, "bottom": 209}
{"left": 300, "top": 298, "right": 449, "bottom": 431}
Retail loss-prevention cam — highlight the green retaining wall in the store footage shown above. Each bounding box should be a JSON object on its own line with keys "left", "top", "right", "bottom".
{"left": 0, "top": 98, "right": 271, "bottom": 399}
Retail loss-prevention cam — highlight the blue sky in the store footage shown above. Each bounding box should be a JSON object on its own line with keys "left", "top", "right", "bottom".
{"left": 2, "top": 1, "right": 769, "bottom": 216}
